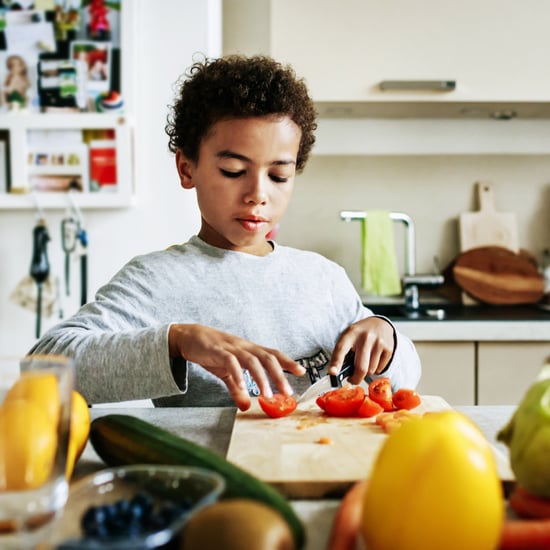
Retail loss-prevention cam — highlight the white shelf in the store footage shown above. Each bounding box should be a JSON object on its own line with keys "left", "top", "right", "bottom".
{"left": 0, "top": 115, "right": 133, "bottom": 209}
{"left": 0, "top": 1, "right": 136, "bottom": 210}
{"left": 3, "top": 189, "right": 133, "bottom": 210}
{"left": 0, "top": 112, "right": 127, "bottom": 130}
{"left": 313, "top": 118, "right": 550, "bottom": 156}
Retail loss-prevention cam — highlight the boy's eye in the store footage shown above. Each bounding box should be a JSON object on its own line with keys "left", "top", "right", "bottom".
{"left": 270, "top": 174, "right": 289, "bottom": 183}
{"left": 220, "top": 169, "right": 244, "bottom": 178}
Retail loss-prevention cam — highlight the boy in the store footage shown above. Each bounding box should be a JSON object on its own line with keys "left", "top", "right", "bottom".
{"left": 30, "top": 55, "right": 420, "bottom": 410}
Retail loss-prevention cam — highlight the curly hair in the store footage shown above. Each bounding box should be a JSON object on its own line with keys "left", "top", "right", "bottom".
{"left": 165, "top": 55, "right": 317, "bottom": 173}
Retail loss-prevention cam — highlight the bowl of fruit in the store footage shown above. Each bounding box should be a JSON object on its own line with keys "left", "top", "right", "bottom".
{"left": 52, "top": 465, "right": 225, "bottom": 549}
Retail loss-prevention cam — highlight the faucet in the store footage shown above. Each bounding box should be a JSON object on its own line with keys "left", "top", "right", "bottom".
{"left": 339, "top": 210, "right": 444, "bottom": 312}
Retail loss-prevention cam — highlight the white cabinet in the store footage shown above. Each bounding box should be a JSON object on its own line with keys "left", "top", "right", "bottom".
{"left": 223, "top": 0, "right": 550, "bottom": 118}
{"left": 414, "top": 340, "right": 550, "bottom": 406}
{"left": 478, "top": 342, "right": 550, "bottom": 405}
{"left": 415, "top": 342, "right": 475, "bottom": 406}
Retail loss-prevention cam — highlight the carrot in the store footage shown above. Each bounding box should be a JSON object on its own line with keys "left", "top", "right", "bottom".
{"left": 327, "top": 479, "right": 368, "bottom": 550}
{"left": 499, "top": 518, "right": 550, "bottom": 549}
{"left": 509, "top": 486, "right": 550, "bottom": 519}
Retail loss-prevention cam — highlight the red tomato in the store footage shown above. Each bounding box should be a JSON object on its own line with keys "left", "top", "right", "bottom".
{"left": 316, "top": 392, "right": 328, "bottom": 411}
{"left": 368, "top": 377, "right": 394, "bottom": 411}
{"left": 322, "top": 386, "right": 366, "bottom": 417}
{"left": 356, "top": 396, "right": 384, "bottom": 418}
{"left": 392, "top": 388, "right": 422, "bottom": 410}
{"left": 258, "top": 394, "right": 297, "bottom": 418}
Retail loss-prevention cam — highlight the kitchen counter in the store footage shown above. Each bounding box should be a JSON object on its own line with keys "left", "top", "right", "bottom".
{"left": 395, "top": 318, "right": 550, "bottom": 341}
{"left": 365, "top": 302, "right": 550, "bottom": 341}
{"left": 73, "top": 405, "right": 516, "bottom": 550}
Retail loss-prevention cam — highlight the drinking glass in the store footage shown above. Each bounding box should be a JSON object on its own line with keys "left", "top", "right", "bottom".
{"left": 0, "top": 354, "right": 74, "bottom": 550}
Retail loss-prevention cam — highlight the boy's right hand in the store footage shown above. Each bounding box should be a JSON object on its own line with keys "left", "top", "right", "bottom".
{"left": 168, "top": 324, "right": 305, "bottom": 411}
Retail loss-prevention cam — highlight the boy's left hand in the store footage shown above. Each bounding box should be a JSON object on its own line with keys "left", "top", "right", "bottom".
{"left": 328, "top": 316, "right": 395, "bottom": 384}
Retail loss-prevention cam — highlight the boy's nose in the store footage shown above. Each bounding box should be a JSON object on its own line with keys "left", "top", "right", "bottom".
{"left": 244, "top": 177, "right": 267, "bottom": 205}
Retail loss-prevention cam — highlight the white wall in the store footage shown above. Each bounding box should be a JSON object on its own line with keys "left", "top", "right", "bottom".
{"left": 0, "top": 0, "right": 221, "bottom": 355}
{"left": 280, "top": 154, "right": 550, "bottom": 294}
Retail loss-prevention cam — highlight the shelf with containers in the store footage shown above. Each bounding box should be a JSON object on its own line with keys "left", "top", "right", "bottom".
{"left": 0, "top": 0, "right": 135, "bottom": 210}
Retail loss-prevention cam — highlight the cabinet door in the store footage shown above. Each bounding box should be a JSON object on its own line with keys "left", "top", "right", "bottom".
{"left": 226, "top": 0, "right": 550, "bottom": 104}
{"left": 478, "top": 342, "right": 550, "bottom": 405}
{"left": 414, "top": 342, "right": 475, "bottom": 406}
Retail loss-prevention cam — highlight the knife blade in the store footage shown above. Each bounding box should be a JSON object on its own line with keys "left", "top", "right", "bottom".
{"left": 297, "top": 352, "right": 355, "bottom": 403}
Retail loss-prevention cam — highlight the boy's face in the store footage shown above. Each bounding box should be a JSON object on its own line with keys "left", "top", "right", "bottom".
{"left": 176, "top": 115, "right": 301, "bottom": 256}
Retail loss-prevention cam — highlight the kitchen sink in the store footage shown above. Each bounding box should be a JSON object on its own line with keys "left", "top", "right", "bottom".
{"left": 364, "top": 302, "right": 550, "bottom": 322}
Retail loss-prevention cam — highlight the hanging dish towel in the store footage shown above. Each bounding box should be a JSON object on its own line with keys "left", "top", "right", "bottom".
{"left": 361, "top": 210, "right": 402, "bottom": 296}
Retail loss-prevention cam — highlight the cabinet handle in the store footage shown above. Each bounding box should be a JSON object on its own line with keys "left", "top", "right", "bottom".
{"left": 379, "top": 80, "right": 456, "bottom": 91}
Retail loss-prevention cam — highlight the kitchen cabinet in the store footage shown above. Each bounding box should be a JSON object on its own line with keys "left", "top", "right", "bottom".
{"left": 410, "top": 337, "right": 549, "bottom": 406}
{"left": 414, "top": 342, "right": 475, "bottom": 406}
{"left": 477, "top": 342, "right": 550, "bottom": 405}
{"left": 223, "top": 0, "right": 550, "bottom": 119}
{"left": 0, "top": 2, "right": 136, "bottom": 210}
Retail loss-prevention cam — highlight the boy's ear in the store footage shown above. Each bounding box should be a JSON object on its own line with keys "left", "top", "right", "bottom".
{"left": 175, "top": 149, "right": 195, "bottom": 189}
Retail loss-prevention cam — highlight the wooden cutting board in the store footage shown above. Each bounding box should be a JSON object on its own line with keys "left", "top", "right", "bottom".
{"left": 459, "top": 181, "right": 519, "bottom": 305}
{"left": 226, "top": 396, "right": 514, "bottom": 498}
{"left": 453, "top": 246, "right": 544, "bottom": 305}
{"left": 459, "top": 181, "right": 519, "bottom": 253}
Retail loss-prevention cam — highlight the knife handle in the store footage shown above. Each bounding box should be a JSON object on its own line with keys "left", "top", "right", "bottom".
{"left": 329, "top": 352, "right": 355, "bottom": 387}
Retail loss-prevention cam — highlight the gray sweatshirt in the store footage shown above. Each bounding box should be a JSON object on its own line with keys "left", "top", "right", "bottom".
{"left": 30, "top": 236, "right": 421, "bottom": 406}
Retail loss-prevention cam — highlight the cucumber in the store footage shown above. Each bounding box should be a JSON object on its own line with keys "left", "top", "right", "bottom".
{"left": 89, "top": 414, "right": 305, "bottom": 549}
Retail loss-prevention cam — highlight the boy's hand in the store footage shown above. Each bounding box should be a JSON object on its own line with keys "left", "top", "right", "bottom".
{"left": 168, "top": 324, "right": 305, "bottom": 411}
{"left": 328, "top": 316, "right": 395, "bottom": 384}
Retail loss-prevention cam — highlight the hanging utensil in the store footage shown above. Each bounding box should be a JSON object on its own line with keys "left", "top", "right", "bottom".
{"left": 77, "top": 225, "right": 88, "bottom": 306}
{"left": 30, "top": 219, "right": 50, "bottom": 338}
{"left": 61, "top": 216, "right": 78, "bottom": 297}
{"left": 67, "top": 191, "right": 88, "bottom": 306}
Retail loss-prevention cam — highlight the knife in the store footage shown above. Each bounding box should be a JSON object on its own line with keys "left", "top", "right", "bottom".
{"left": 297, "top": 351, "right": 356, "bottom": 403}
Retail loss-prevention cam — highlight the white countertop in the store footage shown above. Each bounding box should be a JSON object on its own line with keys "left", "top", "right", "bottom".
{"left": 394, "top": 319, "right": 550, "bottom": 341}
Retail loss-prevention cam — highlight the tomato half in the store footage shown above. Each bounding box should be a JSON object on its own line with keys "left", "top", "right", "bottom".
{"left": 316, "top": 392, "right": 328, "bottom": 411}
{"left": 258, "top": 394, "right": 297, "bottom": 418}
{"left": 368, "top": 378, "right": 394, "bottom": 411}
{"left": 322, "top": 386, "right": 366, "bottom": 417}
{"left": 392, "top": 388, "right": 422, "bottom": 410}
{"left": 356, "top": 396, "right": 384, "bottom": 418}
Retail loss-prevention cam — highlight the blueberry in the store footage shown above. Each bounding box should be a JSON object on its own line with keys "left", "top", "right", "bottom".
{"left": 115, "top": 498, "right": 132, "bottom": 517}
{"left": 80, "top": 489, "right": 186, "bottom": 542}
{"left": 81, "top": 505, "right": 107, "bottom": 536}
{"left": 107, "top": 514, "right": 129, "bottom": 535}
{"left": 131, "top": 491, "right": 154, "bottom": 515}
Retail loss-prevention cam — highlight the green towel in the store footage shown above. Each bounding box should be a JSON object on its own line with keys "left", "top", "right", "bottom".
{"left": 361, "top": 210, "right": 402, "bottom": 296}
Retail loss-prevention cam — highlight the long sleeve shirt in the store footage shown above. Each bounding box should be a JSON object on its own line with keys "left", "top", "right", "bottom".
{"left": 30, "top": 236, "right": 421, "bottom": 406}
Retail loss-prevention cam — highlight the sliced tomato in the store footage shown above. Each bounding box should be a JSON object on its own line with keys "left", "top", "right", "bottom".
{"left": 356, "top": 396, "right": 384, "bottom": 418}
{"left": 258, "top": 394, "right": 297, "bottom": 418}
{"left": 392, "top": 388, "right": 422, "bottom": 410}
{"left": 322, "top": 385, "right": 366, "bottom": 417}
{"left": 368, "top": 377, "right": 394, "bottom": 411}
{"left": 316, "top": 392, "right": 328, "bottom": 412}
